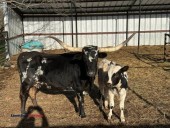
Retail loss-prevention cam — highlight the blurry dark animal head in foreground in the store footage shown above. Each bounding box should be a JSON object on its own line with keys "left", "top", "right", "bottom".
{"left": 16, "top": 106, "right": 49, "bottom": 128}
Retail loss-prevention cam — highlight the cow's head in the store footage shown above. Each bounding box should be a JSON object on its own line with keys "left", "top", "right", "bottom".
{"left": 48, "top": 33, "right": 135, "bottom": 77}
{"left": 106, "top": 63, "right": 129, "bottom": 88}
{"left": 82, "top": 45, "right": 99, "bottom": 77}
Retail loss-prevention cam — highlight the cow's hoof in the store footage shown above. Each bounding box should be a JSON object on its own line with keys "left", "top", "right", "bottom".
{"left": 99, "top": 105, "right": 103, "bottom": 111}
{"left": 83, "top": 91, "right": 89, "bottom": 96}
{"left": 80, "top": 114, "right": 86, "bottom": 118}
{"left": 120, "top": 118, "right": 125, "bottom": 123}
{"left": 104, "top": 106, "right": 109, "bottom": 110}
{"left": 107, "top": 115, "right": 112, "bottom": 121}
{"left": 107, "top": 118, "right": 112, "bottom": 123}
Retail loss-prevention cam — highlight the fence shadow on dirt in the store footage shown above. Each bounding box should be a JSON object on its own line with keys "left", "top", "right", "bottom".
{"left": 128, "top": 86, "right": 170, "bottom": 121}
{"left": 134, "top": 53, "right": 163, "bottom": 65}
{"left": 132, "top": 52, "right": 170, "bottom": 72}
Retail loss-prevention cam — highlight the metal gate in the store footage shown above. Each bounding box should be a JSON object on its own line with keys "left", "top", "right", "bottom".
{"left": 0, "top": 31, "right": 8, "bottom": 65}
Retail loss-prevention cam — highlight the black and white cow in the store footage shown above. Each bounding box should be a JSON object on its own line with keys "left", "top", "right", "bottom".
{"left": 17, "top": 34, "right": 135, "bottom": 118}
{"left": 98, "top": 59, "right": 129, "bottom": 122}
{"left": 18, "top": 48, "right": 99, "bottom": 118}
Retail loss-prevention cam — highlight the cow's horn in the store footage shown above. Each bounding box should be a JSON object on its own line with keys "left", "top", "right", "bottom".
{"left": 98, "top": 32, "right": 136, "bottom": 52}
{"left": 48, "top": 36, "right": 82, "bottom": 52}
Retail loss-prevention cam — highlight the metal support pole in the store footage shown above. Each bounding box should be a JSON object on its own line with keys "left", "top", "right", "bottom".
{"left": 71, "top": 3, "right": 74, "bottom": 47}
{"left": 75, "top": 12, "right": 78, "bottom": 47}
{"left": 62, "top": 18, "right": 65, "bottom": 42}
{"left": 21, "top": 17, "right": 25, "bottom": 44}
{"left": 71, "top": 2, "right": 78, "bottom": 47}
{"left": 115, "top": 17, "right": 118, "bottom": 46}
{"left": 126, "top": 11, "right": 129, "bottom": 46}
{"left": 138, "top": 0, "right": 141, "bottom": 53}
{"left": 169, "top": 13, "right": 170, "bottom": 34}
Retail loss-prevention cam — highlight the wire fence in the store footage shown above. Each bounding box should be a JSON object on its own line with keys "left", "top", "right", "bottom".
{"left": 0, "top": 31, "right": 8, "bottom": 65}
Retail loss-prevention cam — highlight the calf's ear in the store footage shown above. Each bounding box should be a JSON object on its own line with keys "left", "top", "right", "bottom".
{"left": 98, "top": 52, "right": 107, "bottom": 58}
{"left": 121, "top": 66, "right": 129, "bottom": 72}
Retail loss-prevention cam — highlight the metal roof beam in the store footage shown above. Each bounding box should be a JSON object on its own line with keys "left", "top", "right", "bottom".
{"left": 22, "top": 0, "right": 134, "bottom": 4}
{"left": 77, "top": 8, "right": 170, "bottom": 13}
{"left": 21, "top": 7, "right": 170, "bottom": 14}
{"left": 78, "top": 0, "right": 134, "bottom": 1}
{"left": 21, "top": 4, "right": 170, "bottom": 10}
{"left": 23, "top": 11, "right": 170, "bottom": 17}
{"left": 16, "top": 4, "right": 170, "bottom": 13}
{"left": 128, "top": 0, "right": 138, "bottom": 11}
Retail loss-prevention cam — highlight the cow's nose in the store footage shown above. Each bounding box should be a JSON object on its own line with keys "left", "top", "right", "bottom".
{"left": 107, "top": 83, "right": 112, "bottom": 87}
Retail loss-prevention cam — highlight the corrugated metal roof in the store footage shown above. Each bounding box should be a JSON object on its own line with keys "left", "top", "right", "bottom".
{"left": 7, "top": 0, "right": 170, "bottom": 17}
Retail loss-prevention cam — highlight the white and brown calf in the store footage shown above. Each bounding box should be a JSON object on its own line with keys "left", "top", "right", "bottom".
{"left": 98, "top": 59, "right": 129, "bottom": 122}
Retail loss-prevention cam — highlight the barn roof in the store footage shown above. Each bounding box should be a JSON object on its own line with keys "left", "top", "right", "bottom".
{"left": 7, "top": 0, "right": 170, "bottom": 17}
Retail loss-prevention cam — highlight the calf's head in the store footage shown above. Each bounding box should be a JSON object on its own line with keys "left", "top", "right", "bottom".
{"left": 106, "top": 64, "right": 129, "bottom": 88}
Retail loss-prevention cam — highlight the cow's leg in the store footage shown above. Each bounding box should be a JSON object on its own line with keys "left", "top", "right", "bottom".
{"left": 89, "top": 77, "right": 95, "bottom": 92}
{"left": 83, "top": 81, "right": 89, "bottom": 95}
{"left": 20, "top": 85, "right": 29, "bottom": 115}
{"left": 99, "top": 85, "right": 104, "bottom": 109}
{"left": 119, "top": 88, "right": 127, "bottom": 123}
{"left": 77, "top": 92, "right": 86, "bottom": 118}
{"left": 108, "top": 90, "right": 114, "bottom": 120}
{"left": 29, "top": 86, "right": 38, "bottom": 106}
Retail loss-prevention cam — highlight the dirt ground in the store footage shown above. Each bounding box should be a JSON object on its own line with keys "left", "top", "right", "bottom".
{"left": 0, "top": 46, "right": 170, "bottom": 128}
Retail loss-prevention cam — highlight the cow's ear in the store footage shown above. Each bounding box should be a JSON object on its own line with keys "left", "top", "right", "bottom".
{"left": 121, "top": 66, "right": 129, "bottom": 72}
{"left": 72, "top": 54, "right": 82, "bottom": 60}
{"left": 98, "top": 52, "right": 107, "bottom": 58}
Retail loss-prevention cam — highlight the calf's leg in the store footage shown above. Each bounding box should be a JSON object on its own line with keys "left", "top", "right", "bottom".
{"left": 99, "top": 85, "right": 108, "bottom": 109}
{"left": 108, "top": 90, "right": 114, "bottom": 120}
{"left": 99, "top": 86, "right": 104, "bottom": 109}
{"left": 119, "top": 88, "right": 127, "bottom": 122}
{"left": 104, "top": 87, "right": 109, "bottom": 109}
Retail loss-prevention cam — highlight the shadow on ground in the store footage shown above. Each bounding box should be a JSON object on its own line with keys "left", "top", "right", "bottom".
{"left": 16, "top": 106, "right": 49, "bottom": 128}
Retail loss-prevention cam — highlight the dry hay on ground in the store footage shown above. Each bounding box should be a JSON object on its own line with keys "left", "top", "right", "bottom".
{"left": 0, "top": 46, "right": 170, "bottom": 128}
